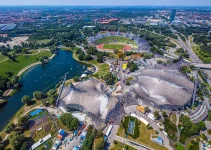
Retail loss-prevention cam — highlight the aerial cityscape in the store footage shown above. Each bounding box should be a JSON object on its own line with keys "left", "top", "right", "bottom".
{"left": 0, "top": 1, "right": 211, "bottom": 150}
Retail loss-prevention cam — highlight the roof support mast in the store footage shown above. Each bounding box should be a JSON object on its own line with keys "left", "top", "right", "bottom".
{"left": 56, "top": 72, "right": 68, "bottom": 107}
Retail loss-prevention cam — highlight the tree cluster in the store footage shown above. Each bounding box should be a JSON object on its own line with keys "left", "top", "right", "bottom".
{"left": 60, "top": 113, "right": 79, "bottom": 130}
{"left": 127, "top": 61, "right": 138, "bottom": 72}
{"left": 103, "top": 72, "right": 117, "bottom": 85}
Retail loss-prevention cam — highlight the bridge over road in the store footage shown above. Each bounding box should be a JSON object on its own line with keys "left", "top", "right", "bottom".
{"left": 192, "top": 63, "right": 211, "bottom": 70}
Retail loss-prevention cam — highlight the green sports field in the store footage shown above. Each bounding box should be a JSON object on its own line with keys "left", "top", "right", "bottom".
{"left": 103, "top": 44, "right": 123, "bottom": 50}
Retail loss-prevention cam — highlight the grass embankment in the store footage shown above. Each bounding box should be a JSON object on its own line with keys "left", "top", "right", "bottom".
{"left": 117, "top": 121, "right": 167, "bottom": 150}
{"left": 0, "top": 54, "right": 7, "bottom": 61}
{"left": 0, "top": 50, "right": 52, "bottom": 78}
{"left": 192, "top": 45, "right": 211, "bottom": 63}
{"left": 36, "top": 39, "right": 52, "bottom": 45}
{"left": 103, "top": 44, "right": 124, "bottom": 50}
{"left": 175, "top": 143, "right": 185, "bottom": 150}
{"left": 110, "top": 141, "right": 137, "bottom": 150}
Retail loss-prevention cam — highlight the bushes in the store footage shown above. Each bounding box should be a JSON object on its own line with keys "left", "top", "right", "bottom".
{"left": 122, "top": 116, "right": 140, "bottom": 139}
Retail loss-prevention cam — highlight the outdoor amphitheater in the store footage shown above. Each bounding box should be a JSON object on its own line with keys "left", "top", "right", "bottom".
{"left": 87, "top": 31, "right": 150, "bottom": 52}
{"left": 126, "top": 64, "right": 195, "bottom": 110}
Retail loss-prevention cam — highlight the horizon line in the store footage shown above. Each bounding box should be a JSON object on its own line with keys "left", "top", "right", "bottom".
{"left": 0, "top": 5, "right": 211, "bottom": 7}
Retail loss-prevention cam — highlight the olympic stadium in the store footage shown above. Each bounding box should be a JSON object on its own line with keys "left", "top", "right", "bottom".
{"left": 59, "top": 78, "right": 122, "bottom": 124}
{"left": 87, "top": 31, "right": 150, "bottom": 52}
{"left": 126, "top": 65, "right": 194, "bottom": 110}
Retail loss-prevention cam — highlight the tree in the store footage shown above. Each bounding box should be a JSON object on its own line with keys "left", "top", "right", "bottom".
{"left": 97, "top": 54, "right": 104, "bottom": 63}
{"left": 20, "top": 142, "right": 28, "bottom": 150}
{"left": 94, "top": 137, "right": 104, "bottom": 150}
{"left": 197, "top": 121, "right": 206, "bottom": 131}
{"left": 207, "top": 129, "right": 211, "bottom": 135}
{"left": 0, "top": 90, "right": 3, "bottom": 97}
{"left": 154, "top": 111, "right": 160, "bottom": 119}
{"left": 47, "top": 89, "right": 56, "bottom": 96}
{"left": 21, "top": 95, "right": 31, "bottom": 105}
{"left": 48, "top": 97, "right": 56, "bottom": 106}
{"left": 0, "top": 76, "right": 9, "bottom": 91}
{"left": 33, "top": 91, "right": 44, "bottom": 100}
{"left": 73, "top": 76, "right": 80, "bottom": 82}
{"left": 0, "top": 144, "right": 4, "bottom": 150}
{"left": 12, "top": 76, "right": 19, "bottom": 87}
{"left": 5, "top": 123, "right": 15, "bottom": 133}
{"left": 18, "top": 116, "right": 28, "bottom": 127}
{"left": 162, "top": 112, "right": 168, "bottom": 117}
{"left": 11, "top": 132, "right": 25, "bottom": 150}
{"left": 208, "top": 110, "right": 211, "bottom": 121}
{"left": 103, "top": 73, "right": 117, "bottom": 85}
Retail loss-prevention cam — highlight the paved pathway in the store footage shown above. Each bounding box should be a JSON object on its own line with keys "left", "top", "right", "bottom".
{"left": 0, "top": 58, "right": 8, "bottom": 63}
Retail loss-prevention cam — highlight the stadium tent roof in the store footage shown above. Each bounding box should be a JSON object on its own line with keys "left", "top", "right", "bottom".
{"left": 130, "top": 65, "right": 194, "bottom": 107}
{"left": 60, "top": 78, "right": 120, "bottom": 121}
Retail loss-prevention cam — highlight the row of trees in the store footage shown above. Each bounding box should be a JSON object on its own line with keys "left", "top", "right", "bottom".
{"left": 81, "top": 125, "right": 105, "bottom": 150}
{"left": 21, "top": 89, "right": 57, "bottom": 106}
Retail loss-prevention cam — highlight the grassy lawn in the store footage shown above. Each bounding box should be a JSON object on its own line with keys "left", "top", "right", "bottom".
{"left": 175, "top": 143, "right": 185, "bottom": 150}
{"left": 0, "top": 54, "right": 7, "bottom": 61}
{"left": 103, "top": 44, "right": 124, "bottom": 50}
{"left": 36, "top": 39, "right": 51, "bottom": 44}
{"left": 110, "top": 141, "right": 137, "bottom": 150}
{"left": 188, "top": 142, "right": 199, "bottom": 150}
{"left": 0, "top": 50, "right": 52, "bottom": 77}
{"left": 117, "top": 122, "right": 167, "bottom": 150}
{"left": 89, "top": 60, "right": 110, "bottom": 77}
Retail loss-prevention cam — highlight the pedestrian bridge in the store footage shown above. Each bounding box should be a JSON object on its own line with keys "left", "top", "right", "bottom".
{"left": 192, "top": 63, "right": 211, "bottom": 70}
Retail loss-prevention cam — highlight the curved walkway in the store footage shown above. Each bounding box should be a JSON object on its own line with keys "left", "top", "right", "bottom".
{"left": 17, "top": 62, "right": 41, "bottom": 76}
{"left": 17, "top": 53, "right": 55, "bottom": 76}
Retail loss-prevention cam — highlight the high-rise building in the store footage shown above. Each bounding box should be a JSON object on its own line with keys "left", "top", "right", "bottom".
{"left": 170, "top": 9, "right": 176, "bottom": 23}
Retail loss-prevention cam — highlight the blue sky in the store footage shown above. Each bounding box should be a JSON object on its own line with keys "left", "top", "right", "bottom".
{"left": 1, "top": 0, "right": 211, "bottom": 6}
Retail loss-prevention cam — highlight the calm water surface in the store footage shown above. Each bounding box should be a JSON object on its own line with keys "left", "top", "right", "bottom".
{"left": 0, "top": 50, "right": 87, "bottom": 130}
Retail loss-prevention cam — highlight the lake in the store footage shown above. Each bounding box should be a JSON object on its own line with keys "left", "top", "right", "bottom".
{"left": 0, "top": 50, "right": 87, "bottom": 130}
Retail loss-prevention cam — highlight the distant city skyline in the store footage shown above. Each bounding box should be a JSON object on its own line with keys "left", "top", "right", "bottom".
{"left": 1, "top": 0, "right": 211, "bottom": 6}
